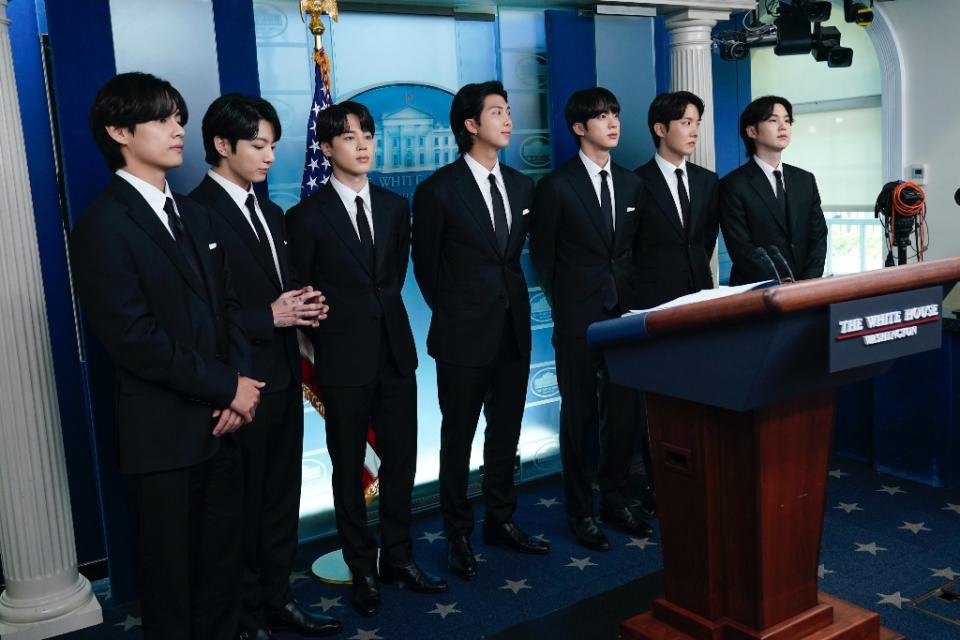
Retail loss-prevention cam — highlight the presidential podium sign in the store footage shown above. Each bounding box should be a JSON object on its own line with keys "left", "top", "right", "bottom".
{"left": 587, "top": 259, "right": 960, "bottom": 640}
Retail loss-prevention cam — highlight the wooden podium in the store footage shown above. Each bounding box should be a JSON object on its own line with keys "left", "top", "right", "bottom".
{"left": 587, "top": 259, "right": 960, "bottom": 640}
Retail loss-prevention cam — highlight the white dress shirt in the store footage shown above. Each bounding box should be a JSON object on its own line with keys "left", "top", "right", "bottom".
{"left": 463, "top": 152, "right": 512, "bottom": 232}
{"left": 653, "top": 152, "right": 689, "bottom": 226}
{"left": 753, "top": 155, "right": 786, "bottom": 197}
{"left": 579, "top": 149, "right": 616, "bottom": 230}
{"left": 207, "top": 170, "right": 282, "bottom": 283}
{"left": 116, "top": 169, "right": 179, "bottom": 238}
{"left": 330, "top": 174, "right": 374, "bottom": 244}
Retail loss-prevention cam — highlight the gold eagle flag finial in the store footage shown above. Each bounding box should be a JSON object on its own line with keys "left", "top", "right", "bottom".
{"left": 300, "top": 0, "right": 339, "bottom": 49}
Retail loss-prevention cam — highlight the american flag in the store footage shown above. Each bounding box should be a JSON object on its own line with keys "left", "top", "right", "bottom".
{"left": 300, "top": 47, "right": 334, "bottom": 198}
{"left": 297, "top": 45, "right": 381, "bottom": 501}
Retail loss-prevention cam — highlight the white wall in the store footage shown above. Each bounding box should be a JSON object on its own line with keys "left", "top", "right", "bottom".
{"left": 880, "top": 0, "right": 960, "bottom": 262}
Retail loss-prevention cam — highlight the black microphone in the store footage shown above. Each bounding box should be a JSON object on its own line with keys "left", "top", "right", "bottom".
{"left": 954, "top": 187, "right": 960, "bottom": 207}
{"left": 768, "top": 246, "right": 796, "bottom": 282}
{"left": 752, "top": 246, "right": 781, "bottom": 283}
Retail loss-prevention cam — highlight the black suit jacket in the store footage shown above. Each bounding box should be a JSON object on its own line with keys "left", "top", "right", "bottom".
{"left": 632, "top": 158, "right": 720, "bottom": 309}
{"left": 530, "top": 156, "right": 645, "bottom": 337}
{"left": 412, "top": 157, "right": 534, "bottom": 366}
{"left": 189, "top": 176, "right": 299, "bottom": 393}
{"left": 285, "top": 181, "right": 417, "bottom": 387}
{"left": 720, "top": 160, "right": 827, "bottom": 285}
{"left": 70, "top": 176, "right": 251, "bottom": 475}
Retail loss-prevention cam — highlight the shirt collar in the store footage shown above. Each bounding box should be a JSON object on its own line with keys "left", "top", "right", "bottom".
{"left": 578, "top": 149, "right": 613, "bottom": 178}
{"left": 654, "top": 152, "right": 687, "bottom": 177}
{"left": 329, "top": 174, "right": 371, "bottom": 210}
{"left": 464, "top": 151, "right": 503, "bottom": 185}
{"left": 207, "top": 169, "right": 255, "bottom": 212}
{"left": 116, "top": 169, "right": 173, "bottom": 215}
{"left": 753, "top": 155, "right": 784, "bottom": 177}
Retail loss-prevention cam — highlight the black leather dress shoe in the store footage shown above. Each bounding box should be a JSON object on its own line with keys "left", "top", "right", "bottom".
{"left": 264, "top": 600, "right": 341, "bottom": 637}
{"left": 600, "top": 504, "right": 654, "bottom": 537}
{"left": 639, "top": 488, "right": 657, "bottom": 519}
{"left": 482, "top": 520, "right": 550, "bottom": 554}
{"left": 380, "top": 560, "right": 448, "bottom": 593}
{"left": 351, "top": 575, "right": 381, "bottom": 617}
{"left": 447, "top": 535, "right": 478, "bottom": 579}
{"left": 568, "top": 516, "right": 610, "bottom": 551}
{"left": 237, "top": 628, "right": 272, "bottom": 640}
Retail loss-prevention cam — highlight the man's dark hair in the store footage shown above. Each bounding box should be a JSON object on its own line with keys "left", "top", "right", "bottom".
{"left": 201, "top": 94, "right": 282, "bottom": 166}
{"left": 564, "top": 87, "right": 620, "bottom": 141}
{"left": 449, "top": 81, "right": 509, "bottom": 155}
{"left": 88, "top": 72, "right": 188, "bottom": 171}
{"left": 316, "top": 101, "right": 375, "bottom": 145}
{"left": 739, "top": 95, "right": 794, "bottom": 157}
{"left": 647, "top": 91, "right": 704, "bottom": 149}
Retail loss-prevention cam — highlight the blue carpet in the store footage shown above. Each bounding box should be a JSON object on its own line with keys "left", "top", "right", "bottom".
{"left": 61, "top": 457, "right": 960, "bottom": 639}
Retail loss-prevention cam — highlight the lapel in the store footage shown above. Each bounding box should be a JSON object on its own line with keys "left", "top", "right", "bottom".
{"left": 114, "top": 177, "right": 207, "bottom": 299}
{"left": 176, "top": 194, "right": 219, "bottom": 303}
{"left": 782, "top": 164, "right": 802, "bottom": 238}
{"left": 640, "top": 159, "right": 684, "bottom": 240}
{"left": 746, "top": 160, "right": 789, "bottom": 235}
{"left": 565, "top": 157, "right": 612, "bottom": 250}
{"left": 452, "top": 157, "right": 502, "bottom": 258}
{"left": 501, "top": 166, "right": 526, "bottom": 257}
{"left": 369, "top": 185, "right": 392, "bottom": 277}
{"left": 610, "top": 163, "right": 633, "bottom": 249}
{"left": 318, "top": 182, "right": 374, "bottom": 279}
{"left": 202, "top": 176, "right": 282, "bottom": 291}
{"left": 685, "top": 163, "right": 703, "bottom": 235}
{"left": 261, "top": 202, "right": 289, "bottom": 288}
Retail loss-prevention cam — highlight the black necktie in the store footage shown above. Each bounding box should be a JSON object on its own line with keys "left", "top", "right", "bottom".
{"left": 164, "top": 197, "right": 201, "bottom": 279}
{"left": 488, "top": 173, "right": 509, "bottom": 255}
{"left": 245, "top": 194, "right": 281, "bottom": 286}
{"left": 355, "top": 195, "right": 375, "bottom": 273}
{"left": 675, "top": 168, "right": 691, "bottom": 235}
{"left": 773, "top": 169, "right": 791, "bottom": 237}
{"left": 599, "top": 169, "right": 614, "bottom": 244}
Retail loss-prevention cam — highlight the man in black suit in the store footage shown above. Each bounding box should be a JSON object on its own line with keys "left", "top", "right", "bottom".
{"left": 189, "top": 94, "right": 339, "bottom": 639}
{"left": 412, "top": 80, "right": 549, "bottom": 580}
{"left": 529, "top": 88, "right": 651, "bottom": 552}
{"left": 634, "top": 91, "right": 719, "bottom": 308}
{"left": 71, "top": 72, "right": 263, "bottom": 639}
{"left": 286, "top": 101, "right": 447, "bottom": 617}
{"left": 720, "top": 95, "right": 827, "bottom": 285}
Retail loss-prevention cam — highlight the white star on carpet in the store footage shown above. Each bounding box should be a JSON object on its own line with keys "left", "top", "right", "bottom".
{"left": 290, "top": 570, "right": 311, "bottom": 583}
{"left": 626, "top": 537, "right": 657, "bottom": 550}
{"left": 474, "top": 553, "right": 487, "bottom": 563}
{"left": 833, "top": 502, "right": 863, "bottom": 513}
{"left": 566, "top": 557, "right": 598, "bottom": 571}
{"left": 537, "top": 497, "right": 559, "bottom": 508}
{"left": 427, "top": 602, "right": 462, "bottom": 619}
{"left": 876, "top": 485, "right": 906, "bottom": 496}
{"left": 930, "top": 567, "right": 960, "bottom": 580}
{"left": 418, "top": 530, "right": 445, "bottom": 543}
{"left": 876, "top": 592, "right": 910, "bottom": 609}
{"left": 828, "top": 469, "right": 849, "bottom": 478}
{"left": 500, "top": 578, "right": 532, "bottom": 594}
{"left": 854, "top": 542, "right": 887, "bottom": 556}
{"left": 942, "top": 503, "right": 960, "bottom": 515}
{"left": 817, "top": 564, "right": 835, "bottom": 578}
{"left": 311, "top": 595, "right": 343, "bottom": 612}
{"left": 348, "top": 629, "right": 384, "bottom": 640}
{"left": 898, "top": 521, "right": 931, "bottom": 534}
{"left": 532, "top": 533, "right": 551, "bottom": 544}
{"left": 114, "top": 615, "right": 141, "bottom": 631}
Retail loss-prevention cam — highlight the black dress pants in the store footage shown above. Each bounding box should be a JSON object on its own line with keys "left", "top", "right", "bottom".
{"left": 436, "top": 311, "right": 529, "bottom": 537}
{"left": 130, "top": 437, "right": 242, "bottom": 640}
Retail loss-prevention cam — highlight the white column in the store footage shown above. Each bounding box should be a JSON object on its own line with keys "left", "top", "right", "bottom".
{"left": 0, "top": 0, "right": 103, "bottom": 637}
{"left": 664, "top": 9, "right": 731, "bottom": 171}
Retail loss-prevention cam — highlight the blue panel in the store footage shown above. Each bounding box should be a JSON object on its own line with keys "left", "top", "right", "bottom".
{"left": 46, "top": 0, "right": 143, "bottom": 603}
{"left": 595, "top": 15, "right": 657, "bottom": 170}
{"left": 544, "top": 9, "right": 595, "bottom": 167}
{"left": 654, "top": 16, "right": 670, "bottom": 96}
{"left": 712, "top": 13, "right": 752, "bottom": 285}
{"left": 6, "top": 0, "right": 104, "bottom": 583}
{"left": 212, "top": 0, "right": 261, "bottom": 96}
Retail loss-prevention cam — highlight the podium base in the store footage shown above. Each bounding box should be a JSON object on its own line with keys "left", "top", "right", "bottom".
{"left": 621, "top": 593, "right": 903, "bottom": 640}
{"left": 310, "top": 549, "right": 381, "bottom": 585}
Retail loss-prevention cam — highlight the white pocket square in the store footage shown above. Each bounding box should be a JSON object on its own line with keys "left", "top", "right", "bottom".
{"left": 208, "top": 243, "right": 217, "bottom": 250}
{"left": 626, "top": 207, "right": 636, "bottom": 213}
{"left": 283, "top": 240, "right": 288, "bottom": 246}
{"left": 522, "top": 208, "right": 530, "bottom": 216}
